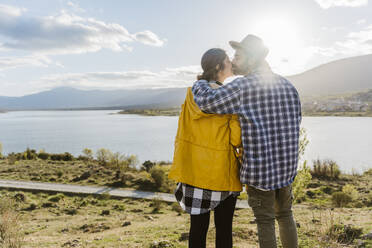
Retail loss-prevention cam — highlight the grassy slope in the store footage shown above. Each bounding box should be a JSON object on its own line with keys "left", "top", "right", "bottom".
{"left": 0, "top": 159, "right": 371, "bottom": 247}
{"left": 2, "top": 188, "right": 371, "bottom": 248}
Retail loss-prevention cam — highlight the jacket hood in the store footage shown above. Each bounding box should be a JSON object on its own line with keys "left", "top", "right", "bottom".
{"left": 185, "top": 87, "right": 212, "bottom": 120}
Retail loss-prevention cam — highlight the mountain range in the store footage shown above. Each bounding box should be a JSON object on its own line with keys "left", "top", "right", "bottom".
{"left": 1, "top": 54, "right": 371, "bottom": 110}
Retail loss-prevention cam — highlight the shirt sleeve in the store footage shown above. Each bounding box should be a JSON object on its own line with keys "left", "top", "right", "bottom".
{"left": 191, "top": 78, "right": 241, "bottom": 114}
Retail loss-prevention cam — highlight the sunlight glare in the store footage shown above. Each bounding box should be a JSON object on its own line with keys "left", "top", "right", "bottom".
{"left": 249, "top": 17, "right": 307, "bottom": 75}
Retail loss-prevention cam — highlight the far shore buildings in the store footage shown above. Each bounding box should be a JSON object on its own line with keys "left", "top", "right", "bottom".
{"left": 303, "top": 98, "right": 369, "bottom": 112}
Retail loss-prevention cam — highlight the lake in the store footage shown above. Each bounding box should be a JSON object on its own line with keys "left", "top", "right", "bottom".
{"left": 0, "top": 110, "right": 371, "bottom": 173}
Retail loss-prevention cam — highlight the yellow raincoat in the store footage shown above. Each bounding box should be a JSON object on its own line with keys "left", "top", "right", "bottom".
{"left": 168, "top": 84, "right": 242, "bottom": 191}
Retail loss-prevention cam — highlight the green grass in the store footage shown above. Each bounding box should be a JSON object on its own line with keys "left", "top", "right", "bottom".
{"left": 0, "top": 157, "right": 371, "bottom": 247}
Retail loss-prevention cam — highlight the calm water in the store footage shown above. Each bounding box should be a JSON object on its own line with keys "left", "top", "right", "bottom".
{"left": 0, "top": 110, "right": 371, "bottom": 173}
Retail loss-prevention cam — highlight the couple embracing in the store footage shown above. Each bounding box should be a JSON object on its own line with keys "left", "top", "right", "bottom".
{"left": 169, "top": 34, "right": 302, "bottom": 248}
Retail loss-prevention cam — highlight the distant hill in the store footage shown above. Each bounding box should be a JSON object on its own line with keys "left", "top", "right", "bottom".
{"left": 0, "top": 87, "right": 188, "bottom": 110}
{"left": 288, "top": 54, "right": 372, "bottom": 96}
{"left": 0, "top": 54, "right": 371, "bottom": 110}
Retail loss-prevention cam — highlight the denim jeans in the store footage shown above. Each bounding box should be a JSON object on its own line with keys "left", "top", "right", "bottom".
{"left": 247, "top": 185, "right": 298, "bottom": 248}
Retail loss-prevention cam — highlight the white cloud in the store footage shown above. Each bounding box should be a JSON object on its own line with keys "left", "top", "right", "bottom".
{"left": 0, "top": 5, "right": 166, "bottom": 55}
{"left": 314, "top": 0, "right": 368, "bottom": 8}
{"left": 0, "top": 4, "right": 26, "bottom": 17}
{"left": 319, "top": 25, "right": 372, "bottom": 56}
{"left": 0, "top": 55, "right": 56, "bottom": 70}
{"left": 33, "top": 66, "right": 201, "bottom": 91}
{"left": 134, "top": 30, "right": 166, "bottom": 47}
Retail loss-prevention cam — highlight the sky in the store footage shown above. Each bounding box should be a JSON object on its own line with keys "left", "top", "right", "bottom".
{"left": 0, "top": 0, "right": 372, "bottom": 96}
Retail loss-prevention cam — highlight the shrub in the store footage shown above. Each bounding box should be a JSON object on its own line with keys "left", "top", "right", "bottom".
{"left": 342, "top": 184, "right": 358, "bottom": 201}
{"left": 96, "top": 148, "right": 113, "bottom": 166}
{"left": 7, "top": 153, "right": 17, "bottom": 165}
{"left": 133, "top": 171, "right": 155, "bottom": 191}
{"left": 364, "top": 168, "right": 372, "bottom": 176}
{"left": 332, "top": 192, "right": 352, "bottom": 207}
{"left": 38, "top": 152, "right": 50, "bottom": 160}
{"left": 311, "top": 159, "right": 341, "bottom": 179}
{"left": 150, "top": 165, "right": 167, "bottom": 190}
{"left": 61, "top": 152, "right": 74, "bottom": 161}
{"left": 298, "top": 128, "right": 309, "bottom": 161}
{"left": 23, "top": 148, "right": 37, "bottom": 160}
{"left": 56, "top": 170, "right": 63, "bottom": 178}
{"left": 82, "top": 148, "right": 93, "bottom": 161}
{"left": 142, "top": 160, "right": 155, "bottom": 172}
{"left": 327, "top": 224, "right": 363, "bottom": 243}
{"left": 121, "top": 172, "right": 137, "bottom": 186}
{"left": 50, "top": 154, "right": 61, "bottom": 161}
{"left": 126, "top": 155, "right": 139, "bottom": 167}
{"left": 292, "top": 161, "right": 312, "bottom": 203}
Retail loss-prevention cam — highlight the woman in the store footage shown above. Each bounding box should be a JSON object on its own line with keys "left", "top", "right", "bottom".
{"left": 168, "top": 48, "right": 242, "bottom": 248}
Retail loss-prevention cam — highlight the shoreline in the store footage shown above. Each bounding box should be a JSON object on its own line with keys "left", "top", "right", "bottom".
{"left": 1, "top": 108, "right": 372, "bottom": 117}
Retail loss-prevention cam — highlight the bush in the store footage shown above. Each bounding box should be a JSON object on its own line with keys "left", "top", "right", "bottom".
{"left": 311, "top": 159, "right": 341, "bottom": 179}
{"left": 298, "top": 128, "right": 309, "bottom": 160}
{"left": 61, "top": 152, "right": 74, "bottom": 161}
{"left": 50, "top": 154, "right": 62, "bottom": 161}
{"left": 121, "top": 172, "right": 137, "bottom": 186}
{"left": 38, "top": 152, "right": 50, "bottom": 160}
{"left": 96, "top": 148, "right": 113, "bottom": 166}
{"left": 292, "top": 162, "right": 312, "bottom": 203}
{"left": 23, "top": 148, "right": 37, "bottom": 160}
{"left": 327, "top": 224, "right": 363, "bottom": 243}
{"left": 82, "top": 148, "right": 93, "bottom": 161}
{"left": 363, "top": 168, "right": 372, "bottom": 176}
{"left": 56, "top": 170, "right": 63, "bottom": 178}
{"left": 342, "top": 184, "right": 358, "bottom": 201}
{"left": 7, "top": 153, "right": 17, "bottom": 165}
{"left": 150, "top": 165, "right": 167, "bottom": 190}
{"left": 133, "top": 171, "right": 155, "bottom": 191}
{"left": 332, "top": 192, "right": 352, "bottom": 207}
{"left": 49, "top": 152, "right": 73, "bottom": 161}
{"left": 142, "top": 160, "right": 155, "bottom": 172}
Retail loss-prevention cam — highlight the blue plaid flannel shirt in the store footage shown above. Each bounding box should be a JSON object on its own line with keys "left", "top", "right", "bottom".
{"left": 192, "top": 69, "right": 302, "bottom": 190}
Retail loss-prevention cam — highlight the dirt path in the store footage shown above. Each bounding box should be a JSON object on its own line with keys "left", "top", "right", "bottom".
{"left": 0, "top": 179, "right": 249, "bottom": 208}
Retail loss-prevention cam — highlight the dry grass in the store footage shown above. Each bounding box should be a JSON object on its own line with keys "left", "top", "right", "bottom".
{"left": 0, "top": 189, "right": 370, "bottom": 248}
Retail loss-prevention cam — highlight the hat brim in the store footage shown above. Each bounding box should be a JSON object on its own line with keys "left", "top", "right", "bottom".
{"left": 229, "top": 41, "right": 244, "bottom": 50}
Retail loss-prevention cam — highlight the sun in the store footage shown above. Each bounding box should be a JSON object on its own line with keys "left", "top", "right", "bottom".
{"left": 249, "top": 17, "right": 307, "bottom": 75}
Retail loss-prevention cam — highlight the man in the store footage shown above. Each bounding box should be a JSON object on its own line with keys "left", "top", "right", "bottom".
{"left": 192, "top": 34, "right": 301, "bottom": 248}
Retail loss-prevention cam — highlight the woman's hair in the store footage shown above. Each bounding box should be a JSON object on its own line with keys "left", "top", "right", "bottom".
{"left": 197, "top": 48, "right": 228, "bottom": 81}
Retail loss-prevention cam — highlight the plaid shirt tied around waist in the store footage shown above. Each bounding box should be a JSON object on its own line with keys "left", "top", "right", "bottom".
{"left": 192, "top": 69, "right": 302, "bottom": 190}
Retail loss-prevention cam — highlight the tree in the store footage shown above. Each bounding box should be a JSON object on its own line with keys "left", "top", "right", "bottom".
{"left": 82, "top": 148, "right": 93, "bottom": 161}
{"left": 142, "top": 160, "right": 155, "bottom": 172}
{"left": 96, "top": 148, "right": 113, "bottom": 166}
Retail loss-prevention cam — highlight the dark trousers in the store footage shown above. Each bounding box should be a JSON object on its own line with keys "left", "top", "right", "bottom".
{"left": 189, "top": 195, "right": 237, "bottom": 248}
